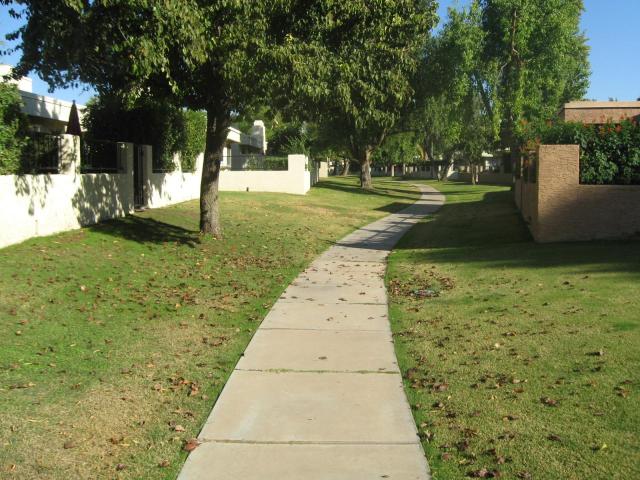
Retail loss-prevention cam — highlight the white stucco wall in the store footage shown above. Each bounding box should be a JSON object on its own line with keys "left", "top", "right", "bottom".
{"left": 219, "top": 170, "right": 310, "bottom": 195}
{"left": 1, "top": 146, "right": 311, "bottom": 250}
{"left": 0, "top": 171, "right": 133, "bottom": 249}
{"left": 145, "top": 153, "right": 203, "bottom": 209}
{"left": 0, "top": 136, "right": 134, "bottom": 249}
{"left": 146, "top": 153, "right": 311, "bottom": 203}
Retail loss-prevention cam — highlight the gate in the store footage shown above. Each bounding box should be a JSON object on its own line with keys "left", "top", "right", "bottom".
{"left": 133, "top": 145, "right": 146, "bottom": 208}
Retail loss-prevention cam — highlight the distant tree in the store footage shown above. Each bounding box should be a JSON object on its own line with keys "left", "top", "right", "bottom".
{"left": 410, "top": 0, "right": 590, "bottom": 182}
{"left": 478, "top": 0, "right": 590, "bottom": 159}
{"left": 372, "top": 133, "right": 419, "bottom": 171}
{"left": 411, "top": 4, "right": 495, "bottom": 181}
{"left": 273, "top": 0, "right": 437, "bottom": 189}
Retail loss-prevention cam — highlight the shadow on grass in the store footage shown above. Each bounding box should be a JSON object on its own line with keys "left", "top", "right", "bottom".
{"left": 89, "top": 216, "right": 200, "bottom": 247}
{"left": 397, "top": 189, "right": 640, "bottom": 275}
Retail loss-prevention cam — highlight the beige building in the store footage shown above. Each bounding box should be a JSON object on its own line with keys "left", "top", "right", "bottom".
{"left": 1, "top": 64, "right": 86, "bottom": 134}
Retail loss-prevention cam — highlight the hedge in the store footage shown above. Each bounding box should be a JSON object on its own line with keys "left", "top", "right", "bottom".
{"left": 181, "top": 110, "right": 206, "bottom": 172}
{"left": 523, "top": 119, "right": 640, "bottom": 185}
{"left": 83, "top": 96, "right": 206, "bottom": 172}
{"left": 0, "top": 82, "right": 29, "bottom": 175}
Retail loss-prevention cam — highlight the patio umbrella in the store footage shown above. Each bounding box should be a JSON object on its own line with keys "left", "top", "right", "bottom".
{"left": 66, "top": 100, "right": 82, "bottom": 135}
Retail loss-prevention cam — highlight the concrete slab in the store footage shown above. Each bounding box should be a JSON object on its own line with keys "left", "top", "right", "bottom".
{"left": 293, "top": 267, "right": 384, "bottom": 288}
{"left": 318, "top": 246, "right": 390, "bottom": 263}
{"left": 279, "top": 283, "right": 387, "bottom": 304}
{"left": 303, "top": 260, "right": 387, "bottom": 277}
{"left": 198, "top": 370, "right": 419, "bottom": 443}
{"left": 260, "top": 302, "right": 390, "bottom": 331}
{"left": 237, "top": 329, "right": 399, "bottom": 372}
{"left": 178, "top": 443, "right": 430, "bottom": 480}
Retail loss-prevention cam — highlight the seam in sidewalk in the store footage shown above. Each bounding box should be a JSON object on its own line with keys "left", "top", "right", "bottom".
{"left": 197, "top": 439, "right": 421, "bottom": 446}
{"left": 235, "top": 368, "right": 400, "bottom": 375}
{"left": 277, "top": 301, "right": 387, "bottom": 305}
{"left": 258, "top": 327, "right": 389, "bottom": 332}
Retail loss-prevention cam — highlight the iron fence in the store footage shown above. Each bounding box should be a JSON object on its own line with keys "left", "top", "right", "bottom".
{"left": 21, "top": 132, "right": 60, "bottom": 173}
{"left": 81, "top": 139, "right": 121, "bottom": 173}
{"left": 233, "top": 154, "right": 288, "bottom": 171}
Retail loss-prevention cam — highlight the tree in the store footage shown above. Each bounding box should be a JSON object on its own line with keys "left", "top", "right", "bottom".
{"left": 478, "top": 0, "right": 590, "bottom": 160}
{"left": 372, "top": 133, "right": 419, "bottom": 173}
{"left": 411, "top": 4, "right": 494, "bottom": 182}
{"left": 6, "top": 0, "right": 286, "bottom": 235}
{"left": 0, "top": 81, "right": 29, "bottom": 174}
{"left": 272, "top": 0, "right": 437, "bottom": 189}
{"left": 411, "top": 0, "right": 589, "bottom": 182}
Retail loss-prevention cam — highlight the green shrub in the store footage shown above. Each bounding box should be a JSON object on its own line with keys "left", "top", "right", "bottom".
{"left": 0, "top": 82, "right": 29, "bottom": 175}
{"left": 83, "top": 95, "right": 206, "bottom": 172}
{"left": 181, "top": 110, "right": 206, "bottom": 171}
{"left": 523, "top": 119, "right": 640, "bottom": 185}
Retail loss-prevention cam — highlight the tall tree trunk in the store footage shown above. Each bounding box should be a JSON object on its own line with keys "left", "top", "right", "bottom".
{"left": 200, "top": 108, "right": 229, "bottom": 236}
{"left": 471, "top": 163, "right": 477, "bottom": 185}
{"left": 340, "top": 159, "right": 350, "bottom": 176}
{"left": 360, "top": 150, "right": 372, "bottom": 189}
{"left": 424, "top": 141, "right": 437, "bottom": 180}
{"left": 438, "top": 153, "right": 452, "bottom": 181}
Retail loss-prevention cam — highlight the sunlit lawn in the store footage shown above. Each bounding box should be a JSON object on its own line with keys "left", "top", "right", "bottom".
{"left": 388, "top": 181, "right": 640, "bottom": 479}
{"left": 0, "top": 177, "right": 420, "bottom": 479}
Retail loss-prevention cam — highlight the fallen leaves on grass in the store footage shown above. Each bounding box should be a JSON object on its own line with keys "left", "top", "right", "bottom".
{"left": 540, "top": 396, "right": 558, "bottom": 407}
{"left": 183, "top": 438, "right": 200, "bottom": 452}
{"left": 467, "top": 468, "right": 501, "bottom": 478}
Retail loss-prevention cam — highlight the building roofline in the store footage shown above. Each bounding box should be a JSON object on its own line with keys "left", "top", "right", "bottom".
{"left": 563, "top": 101, "right": 640, "bottom": 109}
{"left": 19, "top": 90, "right": 86, "bottom": 110}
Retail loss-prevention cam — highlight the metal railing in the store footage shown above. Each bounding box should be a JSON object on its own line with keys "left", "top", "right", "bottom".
{"left": 229, "top": 154, "right": 288, "bottom": 171}
{"left": 81, "top": 139, "right": 121, "bottom": 173}
{"left": 240, "top": 133, "right": 262, "bottom": 149}
{"left": 21, "top": 132, "right": 60, "bottom": 173}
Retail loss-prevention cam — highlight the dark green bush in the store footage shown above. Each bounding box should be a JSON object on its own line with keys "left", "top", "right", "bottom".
{"left": 0, "top": 82, "right": 29, "bottom": 175}
{"left": 83, "top": 95, "right": 206, "bottom": 172}
{"left": 523, "top": 119, "right": 640, "bottom": 185}
{"left": 181, "top": 110, "right": 206, "bottom": 172}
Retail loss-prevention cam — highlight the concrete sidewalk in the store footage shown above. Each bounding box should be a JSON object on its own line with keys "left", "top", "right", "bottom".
{"left": 178, "top": 184, "right": 445, "bottom": 480}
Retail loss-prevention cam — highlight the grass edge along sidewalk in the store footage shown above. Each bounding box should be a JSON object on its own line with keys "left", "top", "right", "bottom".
{"left": 387, "top": 181, "right": 640, "bottom": 480}
{"left": 0, "top": 177, "right": 420, "bottom": 479}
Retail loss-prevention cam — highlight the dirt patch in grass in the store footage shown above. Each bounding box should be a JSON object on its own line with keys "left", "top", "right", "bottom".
{"left": 387, "top": 181, "right": 640, "bottom": 480}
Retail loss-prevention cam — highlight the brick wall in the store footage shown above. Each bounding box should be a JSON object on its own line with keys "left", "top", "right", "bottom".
{"left": 560, "top": 102, "right": 640, "bottom": 124}
{"left": 516, "top": 145, "right": 640, "bottom": 243}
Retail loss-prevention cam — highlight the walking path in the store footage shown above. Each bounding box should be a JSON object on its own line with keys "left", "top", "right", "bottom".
{"left": 178, "top": 184, "right": 445, "bottom": 479}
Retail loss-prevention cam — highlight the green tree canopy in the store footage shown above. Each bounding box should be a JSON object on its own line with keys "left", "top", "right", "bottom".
{"left": 271, "top": 0, "right": 437, "bottom": 188}
{"left": 479, "top": 0, "right": 590, "bottom": 148}
{"left": 6, "top": 0, "right": 283, "bottom": 235}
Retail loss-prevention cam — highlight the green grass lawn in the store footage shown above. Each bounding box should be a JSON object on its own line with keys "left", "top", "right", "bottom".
{"left": 387, "top": 181, "right": 640, "bottom": 480}
{"left": 0, "top": 177, "right": 420, "bottom": 480}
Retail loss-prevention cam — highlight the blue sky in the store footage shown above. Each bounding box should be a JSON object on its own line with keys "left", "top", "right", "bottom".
{"left": 1, "top": 1, "right": 639, "bottom": 104}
